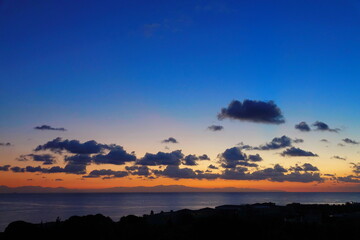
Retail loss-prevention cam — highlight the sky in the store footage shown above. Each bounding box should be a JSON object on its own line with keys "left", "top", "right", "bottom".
{"left": 1, "top": 0, "right": 360, "bottom": 192}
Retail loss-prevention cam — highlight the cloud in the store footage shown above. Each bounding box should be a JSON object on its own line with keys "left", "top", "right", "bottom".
{"left": 240, "top": 135, "right": 294, "bottom": 151}
{"left": 208, "top": 164, "right": 219, "bottom": 169}
{"left": 218, "top": 147, "right": 260, "bottom": 168}
{"left": 182, "top": 154, "right": 210, "bottom": 166}
{"left": 221, "top": 164, "right": 323, "bottom": 182}
{"left": 0, "top": 142, "right": 11, "bottom": 146}
{"left": 64, "top": 154, "right": 93, "bottom": 165}
{"left": 25, "top": 163, "right": 87, "bottom": 175}
{"left": 290, "top": 163, "right": 319, "bottom": 172}
{"left": 0, "top": 165, "right": 10, "bottom": 171}
{"left": 336, "top": 175, "right": 360, "bottom": 183}
{"left": 218, "top": 99, "right": 285, "bottom": 124}
{"left": 137, "top": 150, "right": 184, "bottom": 166}
{"left": 83, "top": 169, "right": 128, "bottom": 179}
{"left": 34, "top": 125, "right": 66, "bottom": 131}
{"left": 295, "top": 122, "right": 311, "bottom": 132}
{"left": 350, "top": 163, "right": 360, "bottom": 175}
{"left": 92, "top": 146, "right": 136, "bottom": 165}
{"left": 125, "top": 166, "right": 151, "bottom": 176}
{"left": 247, "top": 154, "right": 263, "bottom": 162}
{"left": 161, "top": 137, "right": 179, "bottom": 144}
{"left": 155, "top": 165, "right": 220, "bottom": 180}
{"left": 55, "top": 179, "right": 63, "bottom": 181}
{"left": 280, "top": 147, "right": 318, "bottom": 157}
{"left": 320, "top": 139, "right": 329, "bottom": 143}
{"left": 332, "top": 156, "right": 346, "bottom": 161}
{"left": 17, "top": 154, "right": 56, "bottom": 165}
{"left": 207, "top": 125, "right": 224, "bottom": 131}
{"left": 35, "top": 137, "right": 114, "bottom": 154}
{"left": 312, "top": 121, "right": 340, "bottom": 132}
{"left": 293, "top": 138, "right": 304, "bottom": 143}
{"left": 10, "top": 166, "right": 25, "bottom": 173}
{"left": 343, "top": 138, "right": 359, "bottom": 145}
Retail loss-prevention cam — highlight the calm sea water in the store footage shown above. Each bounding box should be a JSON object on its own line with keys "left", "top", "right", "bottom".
{"left": 1, "top": 192, "right": 360, "bottom": 231}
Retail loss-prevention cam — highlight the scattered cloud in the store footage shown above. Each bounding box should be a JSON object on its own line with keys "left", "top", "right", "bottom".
{"left": 92, "top": 146, "right": 136, "bottom": 165}
{"left": 221, "top": 164, "right": 322, "bottom": 182}
{"left": 332, "top": 156, "right": 346, "bottom": 161}
{"left": 0, "top": 142, "right": 11, "bottom": 146}
{"left": 17, "top": 154, "right": 56, "bottom": 165}
{"left": 218, "top": 99, "right": 285, "bottom": 124}
{"left": 34, "top": 137, "right": 115, "bottom": 154}
{"left": 343, "top": 138, "right": 359, "bottom": 145}
{"left": 125, "top": 166, "right": 151, "bottom": 176}
{"left": 312, "top": 121, "right": 340, "bottom": 132}
{"left": 0, "top": 165, "right": 10, "bottom": 171}
{"left": 137, "top": 150, "right": 184, "bottom": 166}
{"left": 155, "top": 165, "right": 220, "bottom": 180}
{"left": 10, "top": 166, "right": 25, "bottom": 173}
{"left": 320, "top": 139, "right": 329, "bottom": 143}
{"left": 218, "top": 147, "right": 261, "bottom": 168}
{"left": 281, "top": 147, "right": 318, "bottom": 157}
{"left": 207, "top": 125, "right": 224, "bottom": 131}
{"left": 208, "top": 164, "right": 218, "bottom": 169}
{"left": 240, "top": 135, "right": 294, "bottom": 150}
{"left": 161, "top": 137, "right": 179, "bottom": 144}
{"left": 34, "top": 125, "right": 66, "bottom": 131}
{"left": 295, "top": 122, "right": 311, "bottom": 132}
{"left": 182, "top": 154, "right": 210, "bottom": 166}
{"left": 83, "top": 169, "right": 128, "bottom": 179}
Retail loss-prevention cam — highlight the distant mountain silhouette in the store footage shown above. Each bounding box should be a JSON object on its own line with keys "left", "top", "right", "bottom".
{"left": 0, "top": 185, "right": 284, "bottom": 193}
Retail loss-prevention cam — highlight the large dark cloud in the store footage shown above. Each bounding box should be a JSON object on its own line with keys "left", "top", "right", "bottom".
{"left": 92, "top": 146, "right": 136, "bottom": 165}
{"left": 240, "top": 135, "right": 296, "bottom": 151}
{"left": 137, "top": 150, "right": 184, "bottom": 166}
{"left": 182, "top": 154, "right": 210, "bottom": 166}
{"left": 280, "top": 147, "right": 318, "bottom": 157}
{"left": 161, "top": 137, "right": 178, "bottom": 144}
{"left": 312, "top": 121, "right": 340, "bottom": 132}
{"left": 207, "top": 125, "right": 224, "bottom": 131}
{"left": 34, "top": 137, "right": 114, "bottom": 154}
{"left": 218, "top": 99, "right": 285, "bottom": 124}
{"left": 34, "top": 125, "right": 66, "bottom": 131}
{"left": 83, "top": 169, "right": 128, "bottom": 179}
{"left": 17, "top": 154, "right": 56, "bottom": 165}
{"left": 218, "top": 147, "right": 261, "bottom": 168}
{"left": 295, "top": 122, "right": 311, "bottom": 132}
{"left": 0, "top": 165, "right": 10, "bottom": 171}
{"left": 343, "top": 138, "right": 359, "bottom": 145}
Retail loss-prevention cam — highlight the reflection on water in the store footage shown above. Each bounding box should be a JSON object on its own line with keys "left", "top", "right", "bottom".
{"left": 1, "top": 192, "right": 360, "bottom": 231}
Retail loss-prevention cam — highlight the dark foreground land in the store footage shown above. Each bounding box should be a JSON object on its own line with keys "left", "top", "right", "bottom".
{"left": 3, "top": 202, "right": 360, "bottom": 240}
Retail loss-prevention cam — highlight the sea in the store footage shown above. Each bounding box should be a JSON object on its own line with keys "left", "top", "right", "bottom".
{"left": 1, "top": 192, "right": 360, "bottom": 232}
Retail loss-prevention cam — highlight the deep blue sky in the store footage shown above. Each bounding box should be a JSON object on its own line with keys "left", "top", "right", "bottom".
{"left": 1, "top": 0, "right": 360, "bottom": 145}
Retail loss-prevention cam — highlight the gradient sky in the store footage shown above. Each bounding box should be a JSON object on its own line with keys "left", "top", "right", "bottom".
{"left": 1, "top": 0, "right": 360, "bottom": 191}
